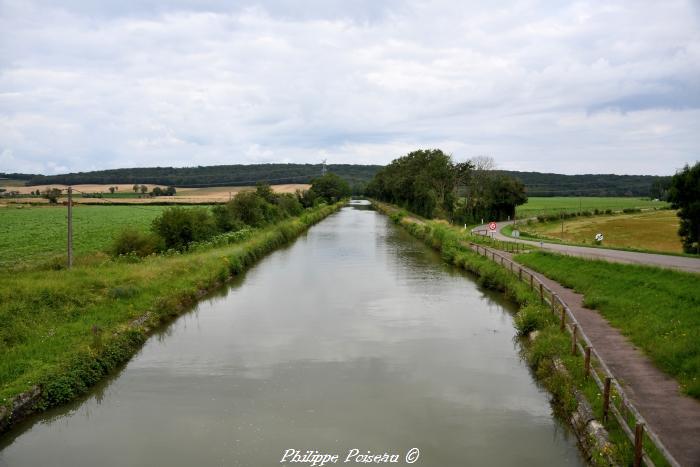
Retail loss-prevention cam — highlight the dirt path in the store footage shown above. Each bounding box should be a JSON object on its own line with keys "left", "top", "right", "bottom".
{"left": 493, "top": 248, "right": 700, "bottom": 466}
{"left": 473, "top": 220, "right": 700, "bottom": 274}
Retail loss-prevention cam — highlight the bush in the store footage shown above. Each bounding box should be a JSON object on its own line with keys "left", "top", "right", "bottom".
{"left": 276, "top": 193, "right": 303, "bottom": 216}
{"left": 296, "top": 188, "right": 319, "bottom": 208}
{"left": 151, "top": 207, "right": 217, "bottom": 250}
{"left": 110, "top": 228, "right": 162, "bottom": 257}
{"left": 514, "top": 304, "right": 550, "bottom": 336}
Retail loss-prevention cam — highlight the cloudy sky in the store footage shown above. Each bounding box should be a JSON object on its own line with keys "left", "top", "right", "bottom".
{"left": 1, "top": 0, "right": 699, "bottom": 175}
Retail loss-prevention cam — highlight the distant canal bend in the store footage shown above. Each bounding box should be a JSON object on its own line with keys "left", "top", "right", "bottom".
{"left": 0, "top": 201, "right": 584, "bottom": 466}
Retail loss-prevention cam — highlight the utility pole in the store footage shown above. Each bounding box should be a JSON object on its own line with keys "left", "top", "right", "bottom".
{"left": 67, "top": 186, "right": 73, "bottom": 269}
{"left": 321, "top": 159, "right": 327, "bottom": 176}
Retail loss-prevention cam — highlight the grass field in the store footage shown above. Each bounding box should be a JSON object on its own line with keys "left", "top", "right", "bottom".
{"left": 515, "top": 210, "right": 683, "bottom": 253}
{"left": 0, "top": 205, "right": 170, "bottom": 266}
{"left": 515, "top": 251, "right": 700, "bottom": 398}
{"left": 517, "top": 197, "right": 670, "bottom": 217}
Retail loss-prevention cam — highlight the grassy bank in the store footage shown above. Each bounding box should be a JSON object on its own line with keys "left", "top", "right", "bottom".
{"left": 514, "top": 251, "right": 700, "bottom": 398}
{"left": 373, "top": 201, "right": 666, "bottom": 466}
{"left": 0, "top": 202, "right": 344, "bottom": 427}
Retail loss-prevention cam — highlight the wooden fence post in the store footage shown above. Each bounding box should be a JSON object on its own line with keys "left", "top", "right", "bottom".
{"left": 571, "top": 324, "right": 578, "bottom": 355}
{"left": 539, "top": 283, "right": 544, "bottom": 304}
{"left": 634, "top": 423, "right": 645, "bottom": 467}
{"left": 518, "top": 267, "right": 522, "bottom": 281}
{"left": 603, "top": 377, "right": 612, "bottom": 422}
{"left": 584, "top": 346, "right": 591, "bottom": 378}
{"left": 560, "top": 306, "right": 566, "bottom": 331}
{"left": 551, "top": 293, "right": 556, "bottom": 313}
{"left": 529, "top": 274, "right": 533, "bottom": 289}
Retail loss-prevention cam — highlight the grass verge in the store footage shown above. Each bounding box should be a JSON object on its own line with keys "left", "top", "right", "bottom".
{"left": 0, "top": 201, "right": 344, "bottom": 430}
{"left": 373, "top": 200, "right": 667, "bottom": 466}
{"left": 514, "top": 251, "right": 700, "bottom": 398}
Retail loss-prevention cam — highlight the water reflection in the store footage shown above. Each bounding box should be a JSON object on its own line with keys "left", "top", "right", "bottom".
{"left": 0, "top": 202, "right": 583, "bottom": 467}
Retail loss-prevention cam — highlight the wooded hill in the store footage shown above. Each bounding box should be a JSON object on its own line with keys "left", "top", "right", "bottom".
{"left": 3, "top": 164, "right": 381, "bottom": 189}
{"left": 2, "top": 165, "right": 670, "bottom": 197}
{"left": 500, "top": 170, "right": 671, "bottom": 197}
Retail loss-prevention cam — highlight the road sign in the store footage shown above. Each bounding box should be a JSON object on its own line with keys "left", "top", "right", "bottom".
{"left": 489, "top": 222, "right": 497, "bottom": 231}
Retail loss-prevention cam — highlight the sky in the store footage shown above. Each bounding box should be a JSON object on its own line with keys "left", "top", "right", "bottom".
{"left": 1, "top": 0, "right": 699, "bottom": 176}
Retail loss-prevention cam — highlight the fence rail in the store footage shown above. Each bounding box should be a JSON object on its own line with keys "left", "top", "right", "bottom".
{"left": 470, "top": 230, "right": 526, "bottom": 253}
{"left": 471, "top": 243, "right": 680, "bottom": 467}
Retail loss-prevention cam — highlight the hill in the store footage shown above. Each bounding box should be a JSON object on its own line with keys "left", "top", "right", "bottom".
{"left": 499, "top": 170, "right": 671, "bottom": 197}
{"left": 7, "top": 164, "right": 380, "bottom": 189}
{"left": 2, "top": 166, "right": 671, "bottom": 197}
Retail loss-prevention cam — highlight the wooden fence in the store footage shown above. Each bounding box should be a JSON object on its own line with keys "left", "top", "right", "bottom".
{"left": 471, "top": 243, "right": 680, "bottom": 467}
{"left": 470, "top": 230, "right": 526, "bottom": 253}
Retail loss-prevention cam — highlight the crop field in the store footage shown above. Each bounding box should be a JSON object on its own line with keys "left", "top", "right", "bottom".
{"left": 518, "top": 210, "right": 683, "bottom": 253}
{"left": 0, "top": 204, "right": 171, "bottom": 266}
{"left": 516, "top": 197, "right": 670, "bottom": 217}
{"left": 0, "top": 183, "right": 311, "bottom": 204}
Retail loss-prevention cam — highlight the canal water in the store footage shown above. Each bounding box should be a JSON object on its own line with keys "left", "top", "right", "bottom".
{"left": 0, "top": 201, "right": 583, "bottom": 466}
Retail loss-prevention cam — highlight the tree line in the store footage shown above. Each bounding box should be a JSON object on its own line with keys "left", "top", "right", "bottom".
{"left": 111, "top": 174, "right": 350, "bottom": 256}
{"left": 366, "top": 150, "right": 527, "bottom": 223}
{"left": 1, "top": 165, "right": 671, "bottom": 198}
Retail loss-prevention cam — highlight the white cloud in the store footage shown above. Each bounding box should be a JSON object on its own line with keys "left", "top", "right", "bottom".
{"left": 0, "top": 0, "right": 698, "bottom": 175}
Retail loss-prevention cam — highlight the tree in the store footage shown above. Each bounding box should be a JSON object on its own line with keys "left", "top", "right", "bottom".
{"left": 366, "top": 149, "right": 457, "bottom": 218}
{"left": 309, "top": 173, "right": 351, "bottom": 203}
{"left": 668, "top": 162, "right": 700, "bottom": 253}
{"left": 650, "top": 178, "right": 671, "bottom": 201}
{"left": 133, "top": 184, "right": 139, "bottom": 192}
{"left": 140, "top": 185, "right": 148, "bottom": 194}
{"left": 109, "top": 186, "right": 116, "bottom": 194}
{"left": 42, "top": 187, "right": 62, "bottom": 204}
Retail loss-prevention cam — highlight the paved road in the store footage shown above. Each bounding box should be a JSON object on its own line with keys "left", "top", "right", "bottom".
{"left": 473, "top": 220, "right": 700, "bottom": 274}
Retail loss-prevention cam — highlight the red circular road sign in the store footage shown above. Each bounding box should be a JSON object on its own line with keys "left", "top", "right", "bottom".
{"left": 489, "top": 222, "right": 497, "bottom": 231}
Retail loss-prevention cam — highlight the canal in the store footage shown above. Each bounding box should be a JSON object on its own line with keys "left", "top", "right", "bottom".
{"left": 0, "top": 201, "right": 584, "bottom": 466}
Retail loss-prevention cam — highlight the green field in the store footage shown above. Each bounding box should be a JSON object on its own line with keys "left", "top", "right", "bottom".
{"left": 517, "top": 197, "right": 670, "bottom": 217}
{"left": 0, "top": 205, "right": 170, "bottom": 266}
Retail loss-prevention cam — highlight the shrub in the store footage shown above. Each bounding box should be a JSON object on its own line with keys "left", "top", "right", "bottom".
{"left": 151, "top": 207, "right": 217, "bottom": 250}
{"left": 296, "top": 188, "right": 319, "bottom": 208}
{"left": 110, "top": 228, "right": 162, "bottom": 257}
{"left": 276, "top": 193, "right": 303, "bottom": 217}
{"left": 514, "top": 304, "right": 550, "bottom": 336}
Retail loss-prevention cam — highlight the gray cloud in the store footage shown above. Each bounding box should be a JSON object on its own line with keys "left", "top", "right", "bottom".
{"left": 1, "top": 0, "right": 699, "bottom": 175}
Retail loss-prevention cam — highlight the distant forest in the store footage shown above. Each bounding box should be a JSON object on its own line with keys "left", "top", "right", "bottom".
{"left": 499, "top": 171, "right": 671, "bottom": 198}
{"left": 1, "top": 165, "right": 671, "bottom": 198}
